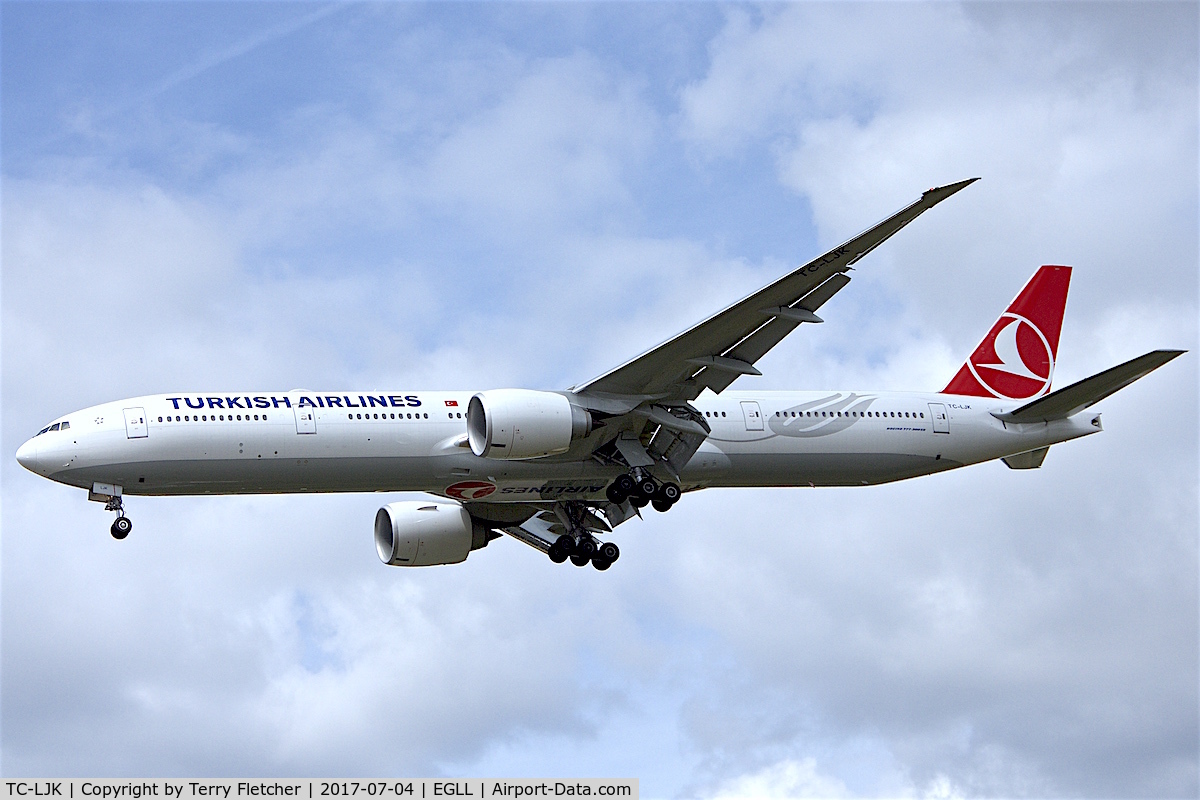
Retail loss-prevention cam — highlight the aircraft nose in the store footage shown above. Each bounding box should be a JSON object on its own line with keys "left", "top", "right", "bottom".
{"left": 15, "top": 438, "right": 39, "bottom": 473}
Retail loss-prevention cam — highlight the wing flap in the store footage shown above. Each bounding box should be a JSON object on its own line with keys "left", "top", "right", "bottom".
{"left": 994, "top": 349, "right": 1185, "bottom": 423}
{"left": 700, "top": 273, "right": 853, "bottom": 394}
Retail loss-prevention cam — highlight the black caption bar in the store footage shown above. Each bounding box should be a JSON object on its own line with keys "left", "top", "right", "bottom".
{"left": 2, "top": 782, "right": 637, "bottom": 800}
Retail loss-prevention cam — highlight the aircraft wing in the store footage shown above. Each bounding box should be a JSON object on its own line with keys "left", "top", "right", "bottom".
{"left": 572, "top": 178, "right": 979, "bottom": 403}
{"left": 994, "top": 349, "right": 1186, "bottom": 423}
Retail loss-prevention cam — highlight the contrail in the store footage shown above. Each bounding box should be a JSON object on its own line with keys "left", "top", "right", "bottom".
{"left": 139, "top": 3, "right": 345, "bottom": 103}
{"left": 32, "top": 2, "right": 348, "bottom": 148}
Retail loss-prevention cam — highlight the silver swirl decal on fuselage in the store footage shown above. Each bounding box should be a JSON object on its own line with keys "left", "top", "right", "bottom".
{"left": 768, "top": 392, "right": 877, "bottom": 438}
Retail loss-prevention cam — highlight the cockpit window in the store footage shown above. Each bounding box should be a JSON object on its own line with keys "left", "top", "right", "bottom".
{"left": 60, "top": 421, "right": 69, "bottom": 430}
{"left": 34, "top": 421, "right": 68, "bottom": 436}
{"left": 49, "top": 423, "right": 61, "bottom": 431}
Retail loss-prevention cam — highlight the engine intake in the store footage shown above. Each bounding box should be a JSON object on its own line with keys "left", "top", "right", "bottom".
{"left": 374, "top": 501, "right": 492, "bottom": 567}
{"left": 467, "top": 389, "right": 591, "bottom": 460}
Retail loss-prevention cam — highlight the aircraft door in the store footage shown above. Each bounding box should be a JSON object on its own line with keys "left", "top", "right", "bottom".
{"left": 740, "top": 401, "right": 764, "bottom": 431}
{"left": 123, "top": 408, "right": 148, "bottom": 439}
{"left": 928, "top": 403, "right": 950, "bottom": 434}
{"left": 294, "top": 408, "right": 316, "bottom": 434}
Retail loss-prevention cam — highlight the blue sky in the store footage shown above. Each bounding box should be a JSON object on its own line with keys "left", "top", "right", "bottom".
{"left": 3, "top": 3, "right": 1197, "bottom": 796}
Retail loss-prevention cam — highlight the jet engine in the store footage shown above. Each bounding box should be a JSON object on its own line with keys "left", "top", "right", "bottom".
{"left": 375, "top": 501, "right": 493, "bottom": 567}
{"left": 467, "top": 389, "right": 591, "bottom": 460}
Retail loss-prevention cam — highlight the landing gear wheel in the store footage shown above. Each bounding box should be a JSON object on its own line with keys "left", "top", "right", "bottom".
{"left": 652, "top": 498, "right": 672, "bottom": 513}
{"left": 635, "top": 476, "right": 658, "bottom": 499}
{"left": 549, "top": 534, "right": 574, "bottom": 563}
{"left": 591, "top": 558, "right": 612, "bottom": 571}
{"left": 606, "top": 483, "right": 627, "bottom": 504}
{"left": 598, "top": 541, "right": 620, "bottom": 562}
{"left": 614, "top": 474, "right": 636, "bottom": 495}
{"left": 655, "top": 482, "right": 681, "bottom": 504}
{"left": 569, "top": 554, "right": 591, "bottom": 567}
{"left": 576, "top": 538, "right": 598, "bottom": 559}
{"left": 629, "top": 493, "right": 649, "bottom": 509}
{"left": 110, "top": 516, "right": 132, "bottom": 540}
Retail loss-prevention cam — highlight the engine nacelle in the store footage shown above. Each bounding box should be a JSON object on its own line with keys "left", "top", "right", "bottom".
{"left": 467, "top": 389, "right": 591, "bottom": 460}
{"left": 374, "top": 501, "right": 492, "bottom": 567}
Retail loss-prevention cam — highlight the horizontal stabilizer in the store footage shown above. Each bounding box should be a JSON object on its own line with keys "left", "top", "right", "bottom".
{"left": 994, "top": 349, "right": 1185, "bottom": 423}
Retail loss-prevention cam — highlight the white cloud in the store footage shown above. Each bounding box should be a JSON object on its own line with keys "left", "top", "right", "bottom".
{"left": 680, "top": 3, "right": 1198, "bottom": 347}
{"left": 706, "top": 757, "right": 852, "bottom": 799}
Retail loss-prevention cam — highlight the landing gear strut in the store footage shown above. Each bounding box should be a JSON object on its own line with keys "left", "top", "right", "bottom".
{"left": 605, "top": 469, "right": 680, "bottom": 513}
{"left": 106, "top": 496, "right": 132, "bottom": 540}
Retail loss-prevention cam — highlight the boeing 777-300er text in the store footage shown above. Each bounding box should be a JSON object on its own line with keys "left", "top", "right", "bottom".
{"left": 15, "top": 178, "right": 1185, "bottom": 570}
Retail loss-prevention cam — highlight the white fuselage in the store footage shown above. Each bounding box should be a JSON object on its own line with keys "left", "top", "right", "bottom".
{"left": 16, "top": 389, "right": 1101, "bottom": 502}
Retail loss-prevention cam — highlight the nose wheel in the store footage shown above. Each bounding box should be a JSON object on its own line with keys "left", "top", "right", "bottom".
{"left": 105, "top": 496, "right": 132, "bottom": 540}
{"left": 110, "top": 516, "right": 132, "bottom": 540}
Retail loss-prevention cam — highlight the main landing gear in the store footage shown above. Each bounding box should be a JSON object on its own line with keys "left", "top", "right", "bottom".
{"left": 605, "top": 469, "right": 680, "bottom": 513}
{"left": 548, "top": 533, "right": 620, "bottom": 571}
{"left": 106, "top": 496, "right": 132, "bottom": 540}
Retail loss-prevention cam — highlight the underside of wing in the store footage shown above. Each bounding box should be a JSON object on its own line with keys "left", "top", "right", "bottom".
{"left": 467, "top": 499, "right": 638, "bottom": 553}
{"left": 572, "top": 178, "right": 979, "bottom": 404}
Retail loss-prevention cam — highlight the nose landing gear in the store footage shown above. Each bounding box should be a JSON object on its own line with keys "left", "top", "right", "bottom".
{"left": 106, "top": 496, "right": 132, "bottom": 540}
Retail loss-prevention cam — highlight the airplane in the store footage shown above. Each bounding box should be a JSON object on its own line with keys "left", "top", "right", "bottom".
{"left": 15, "top": 178, "right": 1185, "bottom": 571}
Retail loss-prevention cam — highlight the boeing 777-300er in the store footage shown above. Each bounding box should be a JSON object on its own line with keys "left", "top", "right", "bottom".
{"left": 16, "top": 178, "right": 1185, "bottom": 570}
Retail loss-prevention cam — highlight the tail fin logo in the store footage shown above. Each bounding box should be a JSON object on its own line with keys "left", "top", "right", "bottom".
{"left": 967, "top": 313, "right": 1055, "bottom": 399}
{"left": 942, "top": 265, "right": 1071, "bottom": 401}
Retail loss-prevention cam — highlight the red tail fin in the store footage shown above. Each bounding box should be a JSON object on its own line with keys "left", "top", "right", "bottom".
{"left": 942, "top": 265, "right": 1072, "bottom": 400}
